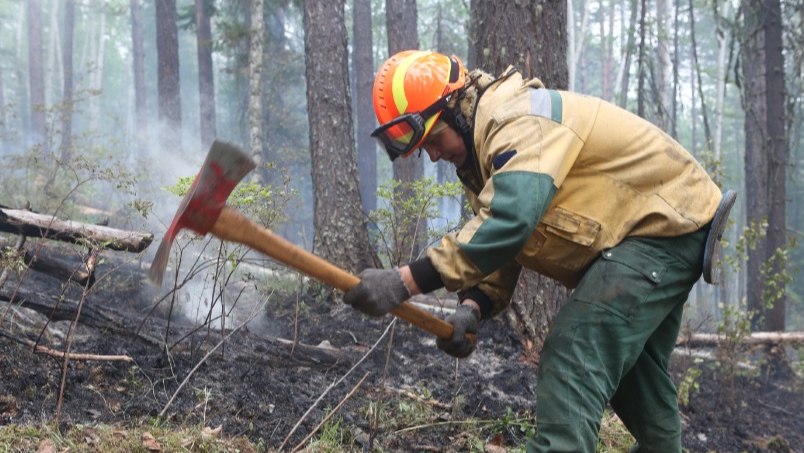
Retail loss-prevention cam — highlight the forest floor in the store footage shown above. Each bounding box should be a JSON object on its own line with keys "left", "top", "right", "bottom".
{"left": 0, "top": 260, "right": 803, "bottom": 453}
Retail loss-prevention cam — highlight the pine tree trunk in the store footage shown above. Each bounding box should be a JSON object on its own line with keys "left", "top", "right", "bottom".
{"left": 27, "top": 0, "right": 46, "bottom": 148}
{"left": 742, "top": 0, "right": 771, "bottom": 331}
{"left": 130, "top": 0, "right": 147, "bottom": 143}
{"left": 59, "top": 0, "right": 75, "bottom": 162}
{"left": 248, "top": 0, "right": 264, "bottom": 172}
{"left": 196, "top": 0, "right": 217, "bottom": 149}
{"left": 155, "top": 0, "right": 182, "bottom": 152}
{"left": 472, "top": 0, "right": 569, "bottom": 355}
{"left": 617, "top": 0, "right": 638, "bottom": 108}
{"left": 386, "top": 0, "right": 426, "bottom": 262}
{"left": 353, "top": 0, "right": 376, "bottom": 217}
{"left": 763, "top": 0, "right": 787, "bottom": 331}
{"left": 303, "top": 0, "right": 375, "bottom": 274}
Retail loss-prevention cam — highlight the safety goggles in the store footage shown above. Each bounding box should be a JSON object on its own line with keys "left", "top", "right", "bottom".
{"left": 371, "top": 95, "right": 450, "bottom": 161}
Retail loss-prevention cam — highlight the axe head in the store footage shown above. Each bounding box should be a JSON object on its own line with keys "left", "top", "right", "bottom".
{"left": 148, "top": 140, "right": 256, "bottom": 286}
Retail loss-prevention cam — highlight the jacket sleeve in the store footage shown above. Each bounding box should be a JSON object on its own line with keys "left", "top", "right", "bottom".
{"left": 458, "top": 260, "right": 523, "bottom": 318}
{"left": 427, "top": 91, "right": 585, "bottom": 296}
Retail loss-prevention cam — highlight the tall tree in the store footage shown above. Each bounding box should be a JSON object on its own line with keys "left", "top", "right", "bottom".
{"left": 59, "top": 0, "right": 75, "bottom": 161}
{"left": 763, "top": 0, "right": 787, "bottom": 333}
{"left": 303, "top": 0, "right": 374, "bottom": 274}
{"left": 0, "top": 66, "right": 7, "bottom": 154}
{"left": 655, "top": 0, "right": 672, "bottom": 131}
{"left": 131, "top": 0, "right": 147, "bottom": 140}
{"left": 156, "top": 0, "right": 182, "bottom": 151}
{"left": 689, "top": 0, "right": 712, "bottom": 150}
{"left": 618, "top": 0, "right": 639, "bottom": 108}
{"left": 248, "top": 0, "right": 264, "bottom": 170}
{"left": 89, "top": 1, "right": 107, "bottom": 132}
{"left": 196, "top": 0, "right": 216, "bottom": 149}
{"left": 741, "top": 0, "right": 788, "bottom": 332}
{"left": 386, "top": 0, "right": 426, "bottom": 261}
{"left": 27, "top": 0, "right": 46, "bottom": 148}
{"left": 472, "top": 0, "right": 569, "bottom": 356}
{"left": 353, "top": 0, "right": 376, "bottom": 217}
{"left": 636, "top": 0, "right": 648, "bottom": 118}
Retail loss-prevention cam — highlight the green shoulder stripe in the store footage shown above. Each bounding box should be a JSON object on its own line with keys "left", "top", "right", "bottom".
{"left": 460, "top": 172, "right": 556, "bottom": 275}
{"left": 529, "top": 89, "right": 563, "bottom": 123}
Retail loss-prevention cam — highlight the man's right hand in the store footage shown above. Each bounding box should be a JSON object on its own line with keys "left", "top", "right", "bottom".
{"left": 343, "top": 268, "right": 411, "bottom": 317}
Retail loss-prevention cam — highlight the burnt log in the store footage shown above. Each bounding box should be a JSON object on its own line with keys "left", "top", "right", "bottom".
{"left": 0, "top": 208, "right": 153, "bottom": 252}
{"left": 22, "top": 244, "right": 94, "bottom": 287}
{"left": 1, "top": 283, "right": 351, "bottom": 368}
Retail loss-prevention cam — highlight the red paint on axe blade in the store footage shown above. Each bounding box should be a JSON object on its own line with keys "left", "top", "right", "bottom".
{"left": 148, "top": 140, "right": 256, "bottom": 286}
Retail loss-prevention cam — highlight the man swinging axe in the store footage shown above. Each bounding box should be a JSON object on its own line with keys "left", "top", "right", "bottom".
{"left": 342, "top": 50, "right": 736, "bottom": 452}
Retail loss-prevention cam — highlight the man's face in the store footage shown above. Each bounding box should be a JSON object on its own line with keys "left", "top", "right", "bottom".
{"left": 420, "top": 127, "right": 467, "bottom": 167}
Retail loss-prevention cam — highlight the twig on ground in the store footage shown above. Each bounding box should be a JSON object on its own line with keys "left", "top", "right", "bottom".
{"left": 0, "top": 330, "right": 133, "bottom": 362}
{"left": 383, "top": 387, "right": 451, "bottom": 410}
{"left": 757, "top": 400, "right": 804, "bottom": 420}
{"left": 288, "top": 372, "right": 370, "bottom": 453}
{"left": 278, "top": 318, "right": 398, "bottom": 452}
{"left": 37, "top": 346, "right": 133, "bottom": 362}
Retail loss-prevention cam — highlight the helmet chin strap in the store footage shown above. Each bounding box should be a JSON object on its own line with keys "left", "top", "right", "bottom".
{"left": 440, "top": 93, "right": 475, "bottom": 161}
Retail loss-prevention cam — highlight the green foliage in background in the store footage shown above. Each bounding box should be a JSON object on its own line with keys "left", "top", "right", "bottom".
{"left": 369, "top": 177, "right": 464, "bottom": 267}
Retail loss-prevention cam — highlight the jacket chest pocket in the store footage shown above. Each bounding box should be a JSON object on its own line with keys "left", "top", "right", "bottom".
{"left": 526, "top": 207, "right": 601, "bottom": 271}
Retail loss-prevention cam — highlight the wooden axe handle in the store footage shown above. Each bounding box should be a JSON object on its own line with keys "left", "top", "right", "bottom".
{"left": 211, "top": 207, "right": 475, "bottom": 345}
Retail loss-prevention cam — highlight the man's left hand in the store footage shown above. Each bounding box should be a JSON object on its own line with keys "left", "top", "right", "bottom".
{"left": 437, "top": 304, "right": 480, "bottom": 358}
{"left": 343, "top": 268, "right": 411, "bottom": 317}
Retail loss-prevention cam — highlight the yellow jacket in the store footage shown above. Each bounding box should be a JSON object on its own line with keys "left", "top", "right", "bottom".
{"left": 425, "top": 70, "right": 722, "bottom": 317}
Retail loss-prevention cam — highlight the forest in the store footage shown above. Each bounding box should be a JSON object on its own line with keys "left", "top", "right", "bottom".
{"left": 0, "top": 0, "right": 803, "bottom": 452}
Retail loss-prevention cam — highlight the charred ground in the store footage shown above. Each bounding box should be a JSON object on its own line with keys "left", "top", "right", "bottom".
{"left": 0, "top": 262, "right": 802, "bottom": 452}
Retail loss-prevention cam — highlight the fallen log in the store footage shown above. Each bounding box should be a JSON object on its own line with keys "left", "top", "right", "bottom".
{"left": 22, "top": 244, "right": 94, "bottom": 287}
{"left": 676, "top": 332, "right": 804, "bottom": 347}
{"left": 0, "top": 208, "right": 153, "bottom": 253}
{"left": 1, "top": 284, "right": 351, "bottom": 368}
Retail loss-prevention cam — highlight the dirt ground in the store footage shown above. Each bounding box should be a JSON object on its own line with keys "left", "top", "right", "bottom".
{"left": 1, "top": 261, "right": 803, "bottom": 452}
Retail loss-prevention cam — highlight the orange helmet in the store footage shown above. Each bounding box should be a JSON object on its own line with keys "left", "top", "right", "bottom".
{"left": 371, "top": 51, "right": 466, "bottom": 160}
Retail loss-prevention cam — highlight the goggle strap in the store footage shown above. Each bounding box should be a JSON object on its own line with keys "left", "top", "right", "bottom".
{"left": 419, "top": 95, "right": 450, "bottom": 122}
{"left": 448, "top": 57, "right": 460, "bottom": 84}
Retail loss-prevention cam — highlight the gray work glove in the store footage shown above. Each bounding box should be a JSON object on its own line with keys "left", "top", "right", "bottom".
{"left": 343, "top": 268, "right": 411, "bottom": 317}
{"left": 436, "top": 304, "right": 480, "bottom": 358}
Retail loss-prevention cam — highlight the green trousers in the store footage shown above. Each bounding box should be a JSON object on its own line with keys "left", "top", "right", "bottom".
{"left": 526, "top": 228, "right": 707, "bottom": 453}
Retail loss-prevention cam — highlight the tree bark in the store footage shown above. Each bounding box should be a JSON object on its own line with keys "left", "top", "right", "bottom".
{"left": 0, "top": 62, "right": 7, "bottom": 154}
{"left": 45, "top": 0, "right": 61, "bottom": 112}
{"left": 741, "top": 0, "right": 787, "bottom": 332}
{"left": 386, "top": 0, "right": 426, "bottom": 261}
{"left": 303, "top": 0, "right": 375, "bottom": 274}
{"left": 248, "top": 0, "right": 264, "bottom": 172}
{"left": 617, "top": 0, "right": 639, "bottom": 108}
{"left": 472, "top": 0, "right": 569, "bottom": 354}
{"left": 27, "top": 0, "right": 46, "bottom": 148}
{"left": 762, "top": 0, "right": 787, "bottom": 331}
{"left": 689, "top": 0, "right": 712, "bottom": 149}
{"left": 156, "top": 0, "right": 182, "bottom": 152}
{"left": 131, "top": 0, "right": 147, "bottom": 138}
{"left": 59, "top": 0, "right": 75, "bottom": 162}
{"left": 196, "top": 0, "right": 217, "bottom": 149}
{"left": 636, "top": 0, "right": 647, "bottom": 118}
{"left": 21, "top": 243, "right": 94, "bottom": 287}
{"left": 353, "top": 0, "right": 377, "bottom": 218}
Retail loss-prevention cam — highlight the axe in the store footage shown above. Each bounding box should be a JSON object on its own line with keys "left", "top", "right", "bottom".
{"left": 149, "top": 140, "right": 475, "bottom": 346}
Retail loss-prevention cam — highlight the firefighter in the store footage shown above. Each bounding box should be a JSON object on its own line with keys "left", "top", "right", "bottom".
{"left": 344, "top": 50, "right": 735, "bottom": 452}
